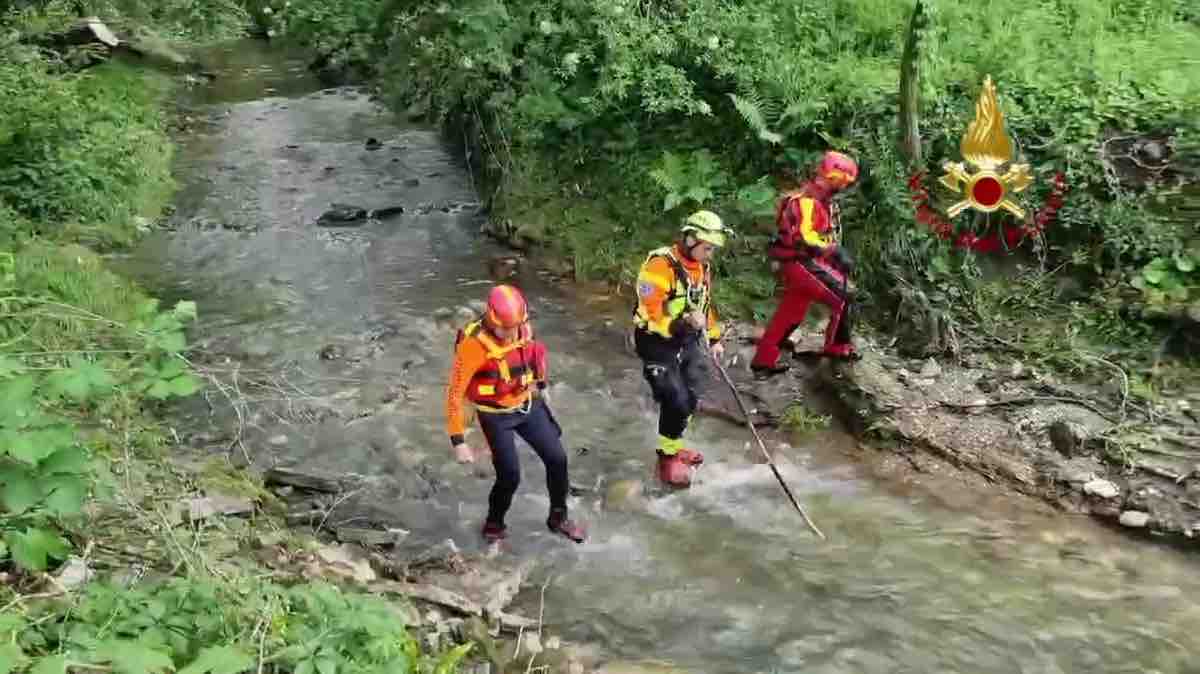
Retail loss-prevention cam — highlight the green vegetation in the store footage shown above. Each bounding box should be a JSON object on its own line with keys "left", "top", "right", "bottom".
{"left": 265, "top": 0, "right": 1198, "bottom": 382}
{"left": 780, "top": 403, "right": 832, "bottom": 436}
{"left": 2, "top": 4, "right": 468, "bottom": 672}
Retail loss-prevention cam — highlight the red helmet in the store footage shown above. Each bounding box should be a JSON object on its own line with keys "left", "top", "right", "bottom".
{"left": 485, "top": 284, "right": 528, "bottom": 329}
{"left": 817, "top": 151, "right": 858, "bottom": 189}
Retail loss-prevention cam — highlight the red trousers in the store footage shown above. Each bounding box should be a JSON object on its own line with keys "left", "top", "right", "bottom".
{"left": 751, "top": 258, "right": 853, "bottom": 368}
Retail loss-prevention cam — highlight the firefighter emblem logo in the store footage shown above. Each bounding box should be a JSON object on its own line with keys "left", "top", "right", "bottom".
{"left": 938, "top": 76, "right": 1034, "bottom": 218}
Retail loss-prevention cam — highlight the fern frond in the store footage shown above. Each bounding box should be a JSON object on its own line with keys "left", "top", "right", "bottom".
{"left": 727, "top": 92, "right": 784, "bottom": 144}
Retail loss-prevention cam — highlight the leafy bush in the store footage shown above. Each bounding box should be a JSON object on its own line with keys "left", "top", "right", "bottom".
{"left": 1, "top": 242, "right": 202, "bottom": 574}
{"left": 0, "top": 577, "right": 471, "bottom": 674}
{"left": 0, "top": 49, "right": 174, "bottom": 249}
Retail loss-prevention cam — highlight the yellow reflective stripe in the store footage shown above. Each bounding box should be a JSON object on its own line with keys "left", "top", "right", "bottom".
{"left": 658, "top": 435, "right": 682, "bottom": 454}
{"left": 638, "top": 271, "right": 672, "bottom": 290}
{"left": 476, "top": 384, "right": 496, "bottom": 395}
{"left": 799, "top": 198, "right": 830, "bottom": 248}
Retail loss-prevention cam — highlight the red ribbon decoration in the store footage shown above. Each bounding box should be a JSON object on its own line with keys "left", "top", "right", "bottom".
{"left": 907, "top": 171, "right": 1068, "bottom": 252}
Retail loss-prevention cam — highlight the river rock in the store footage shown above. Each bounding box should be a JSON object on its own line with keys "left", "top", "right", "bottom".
{"left": 317, "top": 203, "right": 368, "bottom": 227}
{"left": 918, "top": 357, "right": 942, "bottom": 378}
{"left": 604, "top": 479, "right": 646, "bottom": 512}
{"left": 116, "top": 25, "right": 195, "bottom": 71}
{"left": 56, "top": 556, "right": 94, "bottom": 590}
{"left": 1082, "top": 478, "right": 1119, "bottom": 499}
{"left": 187, "top": 493, "right": 255, "bottom": 521}
{"left": 1049, "top": 420, "right": 1090, "bottom": 458}
{"left": 313, "top": 543, "right": 376, "bottom": 583}
{"left": 1118, "top": 510, "right": 1150, "bottom": 528}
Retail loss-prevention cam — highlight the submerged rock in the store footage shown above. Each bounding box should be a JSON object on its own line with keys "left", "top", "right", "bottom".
{"left": 317, "top": 203, "right": 368, "bottom": 227}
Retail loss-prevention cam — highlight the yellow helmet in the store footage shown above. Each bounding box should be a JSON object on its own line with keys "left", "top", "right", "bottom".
{"left": 681, "top": 209, "right": 727, "bottom": 248}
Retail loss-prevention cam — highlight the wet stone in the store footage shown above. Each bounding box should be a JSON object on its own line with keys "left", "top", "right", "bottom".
{"left": 1119, "top": 511, "right": 1150, "bottom": 528}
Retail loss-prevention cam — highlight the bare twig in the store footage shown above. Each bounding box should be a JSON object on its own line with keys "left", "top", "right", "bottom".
{"left": 314, "top": 488, "right": 361, "bottom": 536}
{"left": 1079, "top": 354, "right": 1130, "bottom": 422}
{"left": 0, "top": 589, "right": 65, "bottom": 614}
{"left": 929, "top": 395, "right": 1119, "bottom": 424}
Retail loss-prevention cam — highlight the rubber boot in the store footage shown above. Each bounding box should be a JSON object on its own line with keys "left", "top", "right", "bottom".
{"left": 547, "top": 507, "right": 586, "bottom": 543}
{"left": 822, "top": 343, "right": 860, "bottom": 360}
{"left": 656, "top": 451, "right": 691, "bottom": 488}
{"left": 675, "top": 447, "right": 704, "bottom": 466}
{"left": 751, "top": 362, "right": 790, "bottom": 379}
{"left": 481, "top": 520, "right": 507, "bottom": 543}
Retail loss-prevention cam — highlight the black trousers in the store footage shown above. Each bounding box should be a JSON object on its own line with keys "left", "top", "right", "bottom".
{"left": 634, "top": 328, "right": 708, "bottom": 440}
{"left": 477, "top": 396, "right": 568, "bottom": 526}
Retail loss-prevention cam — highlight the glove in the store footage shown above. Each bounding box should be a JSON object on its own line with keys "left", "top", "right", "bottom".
{"left": 669, "top": 316, "right": 698, "bottom": 339}
{"left": 832, "top": 247, "right": 854, "bottom": 274}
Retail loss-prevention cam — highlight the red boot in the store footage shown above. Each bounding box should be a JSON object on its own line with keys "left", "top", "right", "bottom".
{"left": 657, "top": 451, "right": 692, "bottom": 488}
{"left": 823, "top": 343, "right": 859, "bottom": 360}
{"left": 547, "top": 508, "right": 586, "bottom": 543}
{"left": 481, "top": 521, "right": 507, "bottom": 543}
{"left": 675, "top": 447, "right": 704, "bottom": 466}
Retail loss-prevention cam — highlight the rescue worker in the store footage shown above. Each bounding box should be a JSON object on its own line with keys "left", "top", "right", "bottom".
{"left": 751, "top": 151, "right": 860, "bottom": 376}
{"left": 446, "top": 284, "right": 586, "bottom": 544}
{"left": 633, "top": 210, "right": 729, "bottom": 488}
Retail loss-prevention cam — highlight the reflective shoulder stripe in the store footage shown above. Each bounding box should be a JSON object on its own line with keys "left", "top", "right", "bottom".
{"left": 799, "top": 198, "right": 829, "bottom": 248}
{"left": 638, "top": 271, "right": 673, "bottom": 290}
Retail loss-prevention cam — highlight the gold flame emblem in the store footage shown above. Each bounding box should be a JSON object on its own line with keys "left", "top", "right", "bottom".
{"left": 939, "top": 76, "right": 1033, "bottom": 218}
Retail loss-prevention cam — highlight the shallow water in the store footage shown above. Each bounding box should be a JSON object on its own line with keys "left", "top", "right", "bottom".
{"left": 118, "top": 39, "right": 1200, "bottom": 674}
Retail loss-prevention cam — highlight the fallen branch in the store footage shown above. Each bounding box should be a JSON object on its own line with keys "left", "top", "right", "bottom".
{"left": 920, "top": 396, "right": 1119, "bottom": 423}
{"left": 1133, "top": 461, "right": 1183, "bottom": 482}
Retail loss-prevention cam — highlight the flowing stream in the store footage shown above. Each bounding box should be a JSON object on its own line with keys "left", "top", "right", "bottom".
{"left": 116, "top": 39, "right": 1200, "bottom": 674}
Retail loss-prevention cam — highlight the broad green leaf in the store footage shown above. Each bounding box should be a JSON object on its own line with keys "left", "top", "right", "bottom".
{"left": 1169, "top": 285, "right": 1190, "bottom": 302}
{"left": 168, "top": 374, "right": 202, "bottom": 397}
{"left": 153, "top": 331, "right": 187, "bottom": 354}
{"left": 173, "top": 300, "right": 198, "bottom": 321}
{"left": 179, "top": 645, "right": 255, "bottom": 674}
{"left": 91, "top": 640, "right": 174, "bottom": 674}
{"left": 1175, "top": 254, "right": 1196, "bottom": 273}
{"left": 46, "top": 360, "right": 113, "bottom": 403}
{"left": 31, "top": 654, "right": 67, "bottom": 674}
{"left": 39, "top": 445, "right": 89, "bottom": 475}
{"left": 295, "top": 659, "right": 315, "bottom": 674}
{"left": 42, "top": 475, "right": 88, "bottom": 516}
{"left": 0, "top": 614, "right": 23, "bottom": 635}
{"left": 0, "top": 643, "right": 26, "bottom": 674}
{"left": 3, "top": 426, "right": 74, "bottom": 465}
{"left": 315, "top": 655, "right": 337, "bottom": 674}
{"left": 1142, "top": 259, "right": 1167, "bottom": 284}
{"left": 157, "top": 357, "right": 186, "bottom": 379}
{"left": 0, "top": 375, "right": 38, "bottom": 427}
{"left": 1, "top": 471, "right": 41, "bottom": 513}
{"left": 0, "top": 539, "right": 7, "bottom": 561}
{"left": 7, "top": 527, "right": 71, "bottom": 572}
{"left": 146, "top": 380, "right": 174, "bottom": 400}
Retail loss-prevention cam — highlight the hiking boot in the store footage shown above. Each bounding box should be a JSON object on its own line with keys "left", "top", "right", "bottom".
{"left": 657, "top": 451, "right": 691, "bottom": 488}
{"left": 751, "top": 362, "right": 790, "bottom": 379}
{"left": 547, "top": 507, "right": 586, "bottom": 543}
{"left": 823, "top": 344, "right": 860, "bottom": 360}
{"left": 675, "top": 447, "right": 704, "bottom": 466}
{"left": 481, "top": 520, "right": 507, "bottom": 543}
